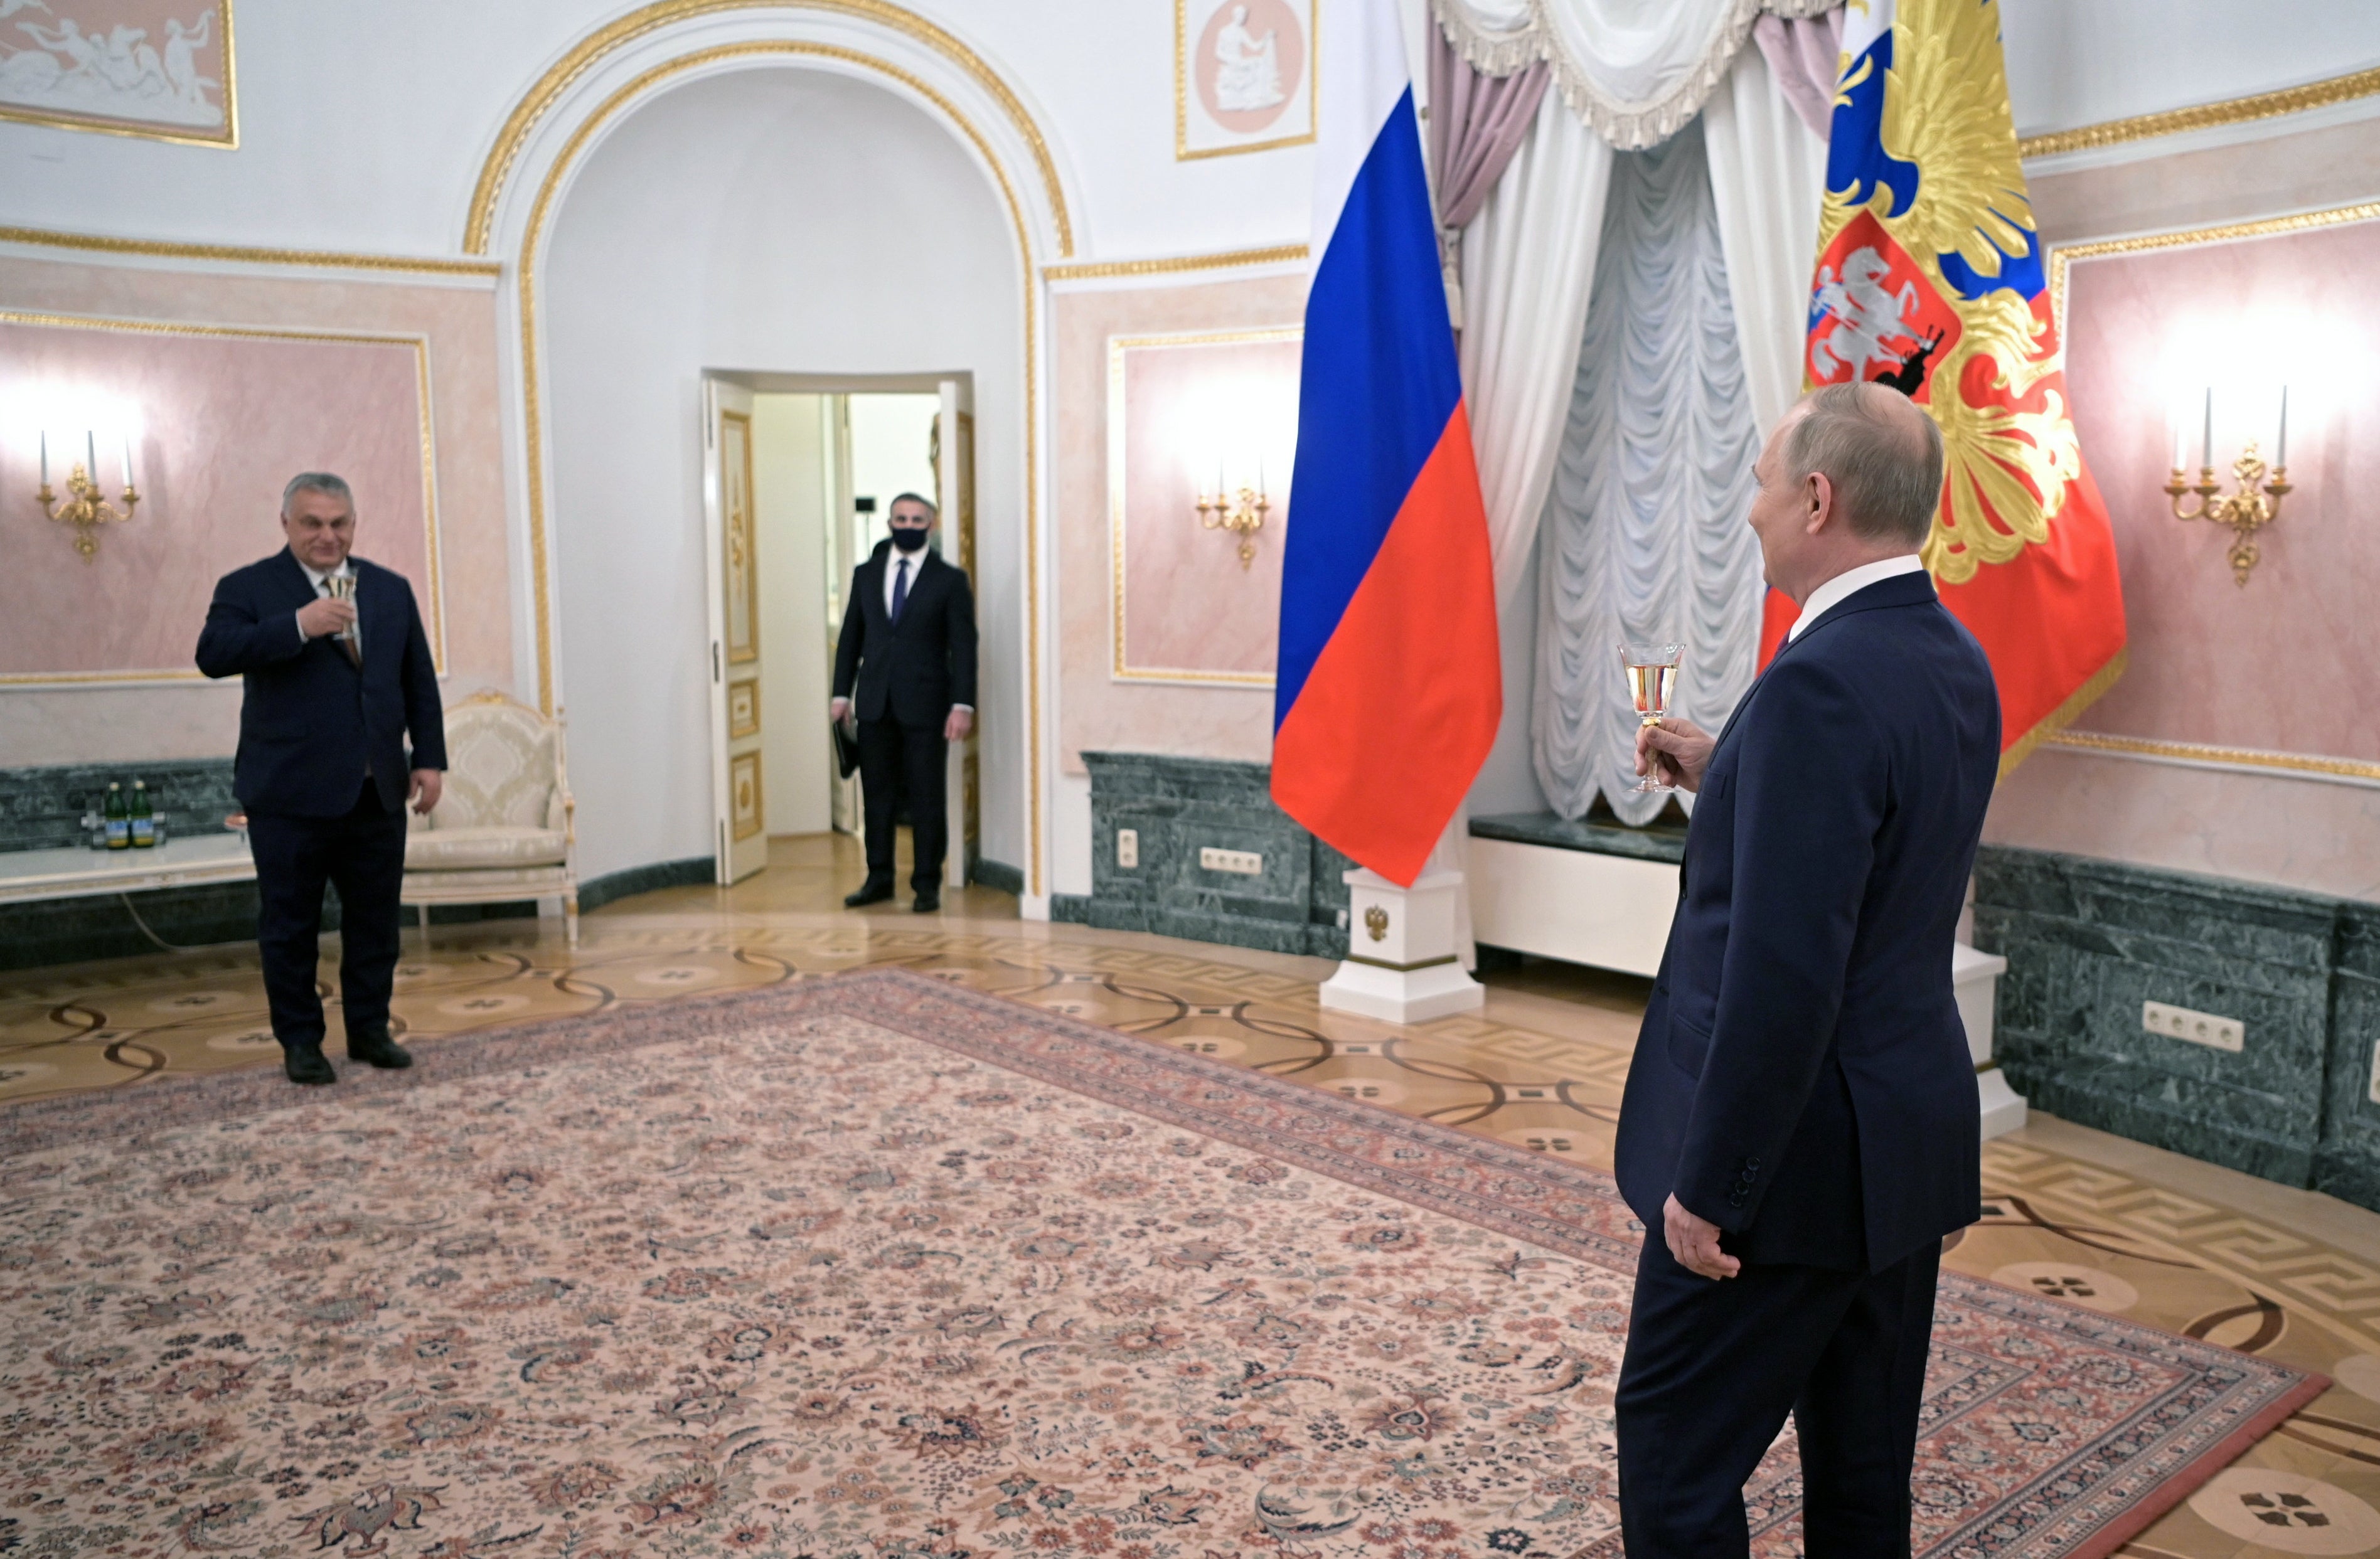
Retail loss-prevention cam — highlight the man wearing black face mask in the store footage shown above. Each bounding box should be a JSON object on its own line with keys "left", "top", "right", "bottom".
{"left": 830, "top": 492, "right": 978, "bottom": 911}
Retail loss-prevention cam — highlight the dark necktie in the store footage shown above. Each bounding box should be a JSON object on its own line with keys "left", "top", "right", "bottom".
{"left": 890, "top": 558, "right": 910, "bottom": 625}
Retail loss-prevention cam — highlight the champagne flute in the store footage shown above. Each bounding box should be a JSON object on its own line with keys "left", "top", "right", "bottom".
{"left": 1620, "top": 642, "right": 1685, "bottom": 794}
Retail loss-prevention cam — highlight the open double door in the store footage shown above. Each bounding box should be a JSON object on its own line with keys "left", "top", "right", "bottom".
{"left": 700, "top": 376, "right": 976, "bottom": 888}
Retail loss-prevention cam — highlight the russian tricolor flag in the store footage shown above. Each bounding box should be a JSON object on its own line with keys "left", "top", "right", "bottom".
{"left": 1273, "top": 0, "right": 1502, "bottom": 888}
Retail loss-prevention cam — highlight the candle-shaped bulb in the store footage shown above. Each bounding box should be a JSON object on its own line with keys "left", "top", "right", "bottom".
{"left": 120, "top": 432, "right": 132, "bottom": 491}
{"left": 86, "top": 429, "right": 96, "bottom": 482}
{"left": 2277, "top": 385, "right": 2288, "bottom": 469}
{"left": 2201, "top": 386, "right": 2212, "bottom": 471}
{"left": 38, "top": 430, "right": 46, "bottom": 486}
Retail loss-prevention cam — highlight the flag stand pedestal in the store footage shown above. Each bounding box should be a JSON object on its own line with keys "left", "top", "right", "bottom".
{"left": 1319, "top": 868, "right": 1486, "bottom": 1024}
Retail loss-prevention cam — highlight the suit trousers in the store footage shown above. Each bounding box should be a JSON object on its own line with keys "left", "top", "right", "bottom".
{"left": 857, "top": 717, "right": 947, "bottom": 892}
{"left": 1615, "top": 1228, "right": 1940, "bottom": 1558}
{"left": 246, "top": 779, "right": 408, "bottom": 1051}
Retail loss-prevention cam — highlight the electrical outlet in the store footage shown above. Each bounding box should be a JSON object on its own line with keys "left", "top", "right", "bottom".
{"left": 1199, "top": 846, "right": 1263, "bottom": 876}
{"left": 1116, "top": 828, "right": 1139, "bottom": 869}
{"left": 2143, "top": 1001, "right": 2243, "bottom": 1053}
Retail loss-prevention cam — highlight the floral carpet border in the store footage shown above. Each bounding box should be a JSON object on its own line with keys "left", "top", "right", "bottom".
{"left": 0, "top": 967, "right": 2327, "bottom": 1559}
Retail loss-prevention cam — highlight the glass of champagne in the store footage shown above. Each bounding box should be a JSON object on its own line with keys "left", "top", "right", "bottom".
{"left": 1620, "top": 642, "right": 1685, "bottom": 794}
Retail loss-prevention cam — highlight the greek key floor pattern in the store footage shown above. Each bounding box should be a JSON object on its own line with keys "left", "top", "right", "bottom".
{"left": 7, "top": 833, "right": 2380, "bottom": 1556}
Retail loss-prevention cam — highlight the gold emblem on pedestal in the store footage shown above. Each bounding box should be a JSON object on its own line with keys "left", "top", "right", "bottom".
{"left": 1364, "top": 906, "right": 1389, "bottom": 942}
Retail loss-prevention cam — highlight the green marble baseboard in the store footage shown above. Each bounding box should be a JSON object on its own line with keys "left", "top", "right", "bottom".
{"left": 578, "top": 856, "right": 715, "bottom": 913}
{"left": 970, "top": 858, "right": 1024, "bottom": 896}
{"left": 1073, "top": 753, "right": 1350, "bottom": 964}
{"left": 1978, "top": 845, "right": 2380, "bottom": 1211}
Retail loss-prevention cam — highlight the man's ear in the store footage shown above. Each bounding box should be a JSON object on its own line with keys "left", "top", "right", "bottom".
{"left": 1803, "top": 471, "right": 1834, "bottom": 536}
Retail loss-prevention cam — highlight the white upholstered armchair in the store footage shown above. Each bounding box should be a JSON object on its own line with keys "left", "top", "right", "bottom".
{"left": 402, "top": 691, "right": 579, "bottom": 945}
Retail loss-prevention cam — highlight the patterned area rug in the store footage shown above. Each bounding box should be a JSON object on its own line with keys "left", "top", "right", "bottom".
{"left": 0, "top": 969, "right": 2320, "bottom": 1559}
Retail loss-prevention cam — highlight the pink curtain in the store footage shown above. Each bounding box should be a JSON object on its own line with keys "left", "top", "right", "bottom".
{"left": 1753, "top": 8, "right": 1845, "bottom": 142}
{"left": 1429, "top": 30, "right": 1550, "bottom": 326}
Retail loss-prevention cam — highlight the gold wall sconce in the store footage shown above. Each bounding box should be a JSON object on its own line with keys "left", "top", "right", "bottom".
{"left": 1195, "top": 470, "right": 1269, "bottom": 568}
{"left": 2166, "top": 386, "right": 2289, "bottom": 586}
{"left": 35, "top": 430, "right": 139, "bottom": 562}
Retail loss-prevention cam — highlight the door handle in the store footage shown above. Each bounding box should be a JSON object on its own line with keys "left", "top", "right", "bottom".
{"left": 712, "top": 642, "right": 721, "bottom": 683}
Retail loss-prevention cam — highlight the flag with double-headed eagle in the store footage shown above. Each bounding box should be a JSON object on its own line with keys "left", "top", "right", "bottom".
{"left": 1758, "top": 0, "right": 2127, "bottom": 770}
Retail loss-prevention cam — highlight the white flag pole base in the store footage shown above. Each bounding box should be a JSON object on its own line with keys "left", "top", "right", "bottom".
{"left": 1318, "top": 867, "right": 1486, "bottom": 1024}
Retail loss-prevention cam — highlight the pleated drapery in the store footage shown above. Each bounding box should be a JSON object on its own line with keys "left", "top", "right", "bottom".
{"left": 1530, "top": 121, "right": 1764, "bottom": 823}
{"left": 1457, "top": 87, "right": 1615, "bottom": 607}
{"left": 1702, "top": 38, "right": 1832, "bottom": 437}
{"left": 1433, "top": 0, "right": 1837, "bottom": 149}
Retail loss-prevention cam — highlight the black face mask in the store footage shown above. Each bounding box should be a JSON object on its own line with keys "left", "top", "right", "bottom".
{"left": 889, "top": 526, "right": 929, "bottom": 553}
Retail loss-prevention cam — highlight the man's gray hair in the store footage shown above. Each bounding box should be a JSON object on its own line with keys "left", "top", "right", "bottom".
{"left": 1783, "top": 383, "right": 1944, "bottom": 546}
{"left": 281, "top": 471, "right": 354, "bottom": 516}
{"left": 887, "top": 491, "right": 938, "bottom": 518}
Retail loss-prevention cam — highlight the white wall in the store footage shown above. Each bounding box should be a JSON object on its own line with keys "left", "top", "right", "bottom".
{"left": 544, "top": 67, "right": 1021, "bottom": 885}
{"left": 847, "top": 393, "right": 940, "bottom": 555}
{"left": 754, "top": 392, "right": 831, "bottom": 838}
{"left": 4, "top": 0, "right": 2372, "bottom": 263}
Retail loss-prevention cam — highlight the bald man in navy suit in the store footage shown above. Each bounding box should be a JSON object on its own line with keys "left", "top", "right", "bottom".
{"left": 1614, "top": 383, "right": 2001, "bottom": 1557}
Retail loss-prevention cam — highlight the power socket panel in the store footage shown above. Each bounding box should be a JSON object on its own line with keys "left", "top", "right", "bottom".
{"left": 2143, "top": 1000, "right": 2244, "bottom": 1053}
{"left": 1199, "top": 846, "right": 1263, "bottom": 876}
{"left": 1115, "top": 828, "right": 1139, "bottom": 870}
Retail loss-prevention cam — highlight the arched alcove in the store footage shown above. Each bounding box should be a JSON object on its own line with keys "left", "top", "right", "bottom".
{"left": 542, "top": 65, "right": 1023, "bottom": 886}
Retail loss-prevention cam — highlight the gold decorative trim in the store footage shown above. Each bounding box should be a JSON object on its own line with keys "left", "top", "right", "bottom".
{"left": 1343, "top": 952, "right": 1459, "bottom": 972}
{"left": 2018, "top": 65, "right": 2380, "bottom": 161}
{"left": 0, "top": 225, "right": 501, "bottom": 280}
{"left": 1173, "top": 0, "right": 1319, "bottom": 161}
{"left": 510, "top": 38, "right": 1047, "bottom": 894}
{"left": 2046, "top": 201, "right": 2380, "bottom": 343}
{"left": 1045, "top": 243, "right": 1308, "bottom": 283}
{"left": 1998, "top": 645, "right": 2127, "bottom": 780}
{"left": 2043, "top": 729, "right": 2380, "bottom": 785}
{"left": 0, "top": 308, "right": 446, "bottom": 683}
{"left": 465, "top": 0, "right": 1072, "bottom": 257}
{"left": 1107, "top": 327, "right": 1299, "bottom": 689}
{"left": 0, "top": 0, "right": 237, "bottom": 148}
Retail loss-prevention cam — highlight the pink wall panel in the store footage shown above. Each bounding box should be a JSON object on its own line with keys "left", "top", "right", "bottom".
{"left": 1116, "top": 333, "right": 1299, "bottom": 679}
{"left": 0, "top": 316, "right": 435, "bottom": 679}
{"left": 2058, "top": 218, "right": 2380, "bottom": 758}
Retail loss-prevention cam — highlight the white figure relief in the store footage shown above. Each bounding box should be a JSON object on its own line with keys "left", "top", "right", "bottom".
{"left": 162, "top": 8, "right": 213, "bottom": 107}
{"left": 1, "top": 6, "right": 221, "bottom": 127}
{"left": 1212, "top": 4, "right": 1284, "bottom": 114}
{"left": 1810, "top": 247, "right": 1923, "bottom": 383}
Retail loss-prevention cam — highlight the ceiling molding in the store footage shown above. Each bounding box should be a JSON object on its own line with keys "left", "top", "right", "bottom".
{"left": 2019, "top": 65, "right": 2380, "bottom": 161}
{"left": 0, "top": 225, "right": 500, "bottom": 280}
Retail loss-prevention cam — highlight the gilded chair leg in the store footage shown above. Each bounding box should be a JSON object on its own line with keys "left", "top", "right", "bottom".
{"left": 565, "top": 892, "right": 580, "bottom": 948}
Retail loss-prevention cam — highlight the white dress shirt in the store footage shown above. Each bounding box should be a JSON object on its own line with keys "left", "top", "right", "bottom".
{"left": 873, "top": 545, "right": 971, "bottom": 717}
{"left": 1786, "top": 553, "right": 1926, "bottom": 642}
{"left": 296, "top": 558, "right": 360, "bottom": 654}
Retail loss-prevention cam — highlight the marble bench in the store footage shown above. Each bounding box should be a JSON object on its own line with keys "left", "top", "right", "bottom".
{"left": 1468, "top": 812, "right": 2024, "bottom": 1139}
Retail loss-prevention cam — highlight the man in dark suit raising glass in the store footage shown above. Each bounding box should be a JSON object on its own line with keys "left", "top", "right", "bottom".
{"left": 1613, "top": 383, "right": 2001, "bottom": 1556}
{"left": 196, "top": 473, "right": 445, "bottom": 1086}
{"left": 830, "top": 492, "right": 977, "bottom": 913}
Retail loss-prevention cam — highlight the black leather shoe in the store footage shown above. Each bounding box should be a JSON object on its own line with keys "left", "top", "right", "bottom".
{"left": 283, "top": 1046, "right": 336, "bottom": 1086}
{"left": 912, "top": 892, "right": 941, "bottom": 913}
{"left": 346, "top": 1030, "right": 414, "bottom": 1070}
{"left": 844, "top": 879, "right": 895, "bottom": 908}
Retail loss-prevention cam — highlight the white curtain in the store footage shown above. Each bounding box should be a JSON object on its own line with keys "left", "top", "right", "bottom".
{"left": 1434, "top": 0, "right": 1836, "bottom": 148}
{"left": 1530, "top": 120, "right": 1765, "bottom": 823}
{"left": 1458, "top": 87, "right": 1614, "bottom": 608}
{"left": 1702, "top": 40, "right": 1830, "bottom": 437}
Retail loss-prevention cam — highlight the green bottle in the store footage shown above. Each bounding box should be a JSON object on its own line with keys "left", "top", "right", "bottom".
{"left": 129, "top": 780, "right": 155, "bottom": 848}
{"left": 104, "top": 782, "right": 130, "bottom": 849}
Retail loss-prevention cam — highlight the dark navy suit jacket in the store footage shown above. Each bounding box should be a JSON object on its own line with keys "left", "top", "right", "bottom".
{"left": 832, "top": 542, "right": 978, "bottom": 728}
{"left": 195, "top": 548, "right": 446, "bottom": 818}
{"left": 1614, "top": 570, "right": 2000, "bottom": 1272}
